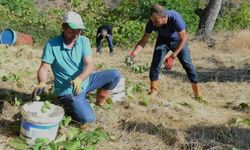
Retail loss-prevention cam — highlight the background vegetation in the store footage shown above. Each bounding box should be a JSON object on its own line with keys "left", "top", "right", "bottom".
{"left": 0, "top": 1, "right": 250, "bottom": 149}
{"left": 0, "top": 0, "right": 249, "bottom": 47}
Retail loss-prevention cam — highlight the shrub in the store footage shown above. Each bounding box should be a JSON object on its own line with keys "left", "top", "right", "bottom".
{"left": 215, "top": 1, "right": 250, "bottom": 31}
{"left": 0, "top": 0, "right": 249, "bottom": 47}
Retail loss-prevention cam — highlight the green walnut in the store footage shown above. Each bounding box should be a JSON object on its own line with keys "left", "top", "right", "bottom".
{"left": 34, "top": 96, "right": 40, "bottom": 101}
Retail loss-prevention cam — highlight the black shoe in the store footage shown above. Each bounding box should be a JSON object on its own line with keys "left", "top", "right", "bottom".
{"left": 96, "top": 48, "right": 102, "bottom": 54}
{"left": 109, "top": 51, "right": 114, "bottom": 56}
{"left": 96, "top": 51, "right": 102, "bottom": 55}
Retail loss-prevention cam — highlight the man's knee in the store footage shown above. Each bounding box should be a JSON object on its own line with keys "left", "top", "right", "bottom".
{"left": 185, "top": 67, "right": 199, "bottom": 83}
{"left": 106, "top": 69, "right": 121, "bottom": 82}
{"left": 103, "top": 69, "right": 121, "bottom": 90}
{"left": 112, "top": 69, "right": 121, "bottom": 80}
{"left": 183, "top": 64, "right": 194, "bottom": 72}
{"left": 179, "top": 55, "right": 194, "bottom": 71}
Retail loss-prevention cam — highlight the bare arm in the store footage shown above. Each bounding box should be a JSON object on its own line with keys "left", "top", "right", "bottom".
{"left": 131, "top": 33, "right": 151, "bottom": 56}
{"left": 32, "top": 62, "right": 50, "bottom": 98}
{"left": 173, "top": 29, "right": 187, "bottom": 57}
{"left": 76, "top": 56, "right": 94, "bottom": 81}
{"left": 37, "top": 61, "right": 51, "bottom": 83}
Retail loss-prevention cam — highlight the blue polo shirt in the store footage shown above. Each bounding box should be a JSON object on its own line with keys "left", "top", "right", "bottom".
{"left": 145, "top": 10, "right": 186, "bottom": 41}
{"left": 42, "top": 35, "right": 92, "bottom": 96}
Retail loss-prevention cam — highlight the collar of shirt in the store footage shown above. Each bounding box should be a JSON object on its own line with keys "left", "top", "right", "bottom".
{"left": 60, "top": 34, "right": 80, "bottom": 50}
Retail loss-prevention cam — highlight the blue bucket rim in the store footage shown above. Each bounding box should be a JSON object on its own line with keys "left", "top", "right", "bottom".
{"left": 0, "top": 28, "right": 17, "bottom": 45}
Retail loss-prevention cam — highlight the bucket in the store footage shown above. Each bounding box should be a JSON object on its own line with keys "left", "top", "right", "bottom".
{"left": 20, "top": 102, "right": 64, "bottom": 145}
{"left": 0, "top": 28, "right": 16, "bottom": 45}
{"left": 110, "top": 77, "right": 126, "bottom": 102}
{"left": 0, "top": 28, "right": 33, "bottom": 46}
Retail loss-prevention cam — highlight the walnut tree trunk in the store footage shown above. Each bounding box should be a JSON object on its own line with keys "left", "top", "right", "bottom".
{"left": 196, "top": 0, "right": 222, "bottom": 39}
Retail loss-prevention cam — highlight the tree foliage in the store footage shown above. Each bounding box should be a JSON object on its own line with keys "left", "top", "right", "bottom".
{"left": 0, "top": 0, "right": 249, "bottom": 47}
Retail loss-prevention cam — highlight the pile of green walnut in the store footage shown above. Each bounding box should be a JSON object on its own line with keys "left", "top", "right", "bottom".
{"left": 35, "top": 96, "right": 52, "bottom": 113}
{"left": 41, "top": 101, "right": 52, "bottom": 113}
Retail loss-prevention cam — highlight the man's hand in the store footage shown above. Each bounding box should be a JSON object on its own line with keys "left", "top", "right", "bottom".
{"left": 71, "top": 77, "right": 83, "bottom": 96}
{"left": 124, "top": 53, "right": 136, "bottom": 66}
{"left": 32, "top": 82, "right": 46, "bottom": 100}
{"left": 164, "top": 53, "right": 176, "bottom": 70}
{"left": 97, "top": 33, "right": 101, "bottom": 38}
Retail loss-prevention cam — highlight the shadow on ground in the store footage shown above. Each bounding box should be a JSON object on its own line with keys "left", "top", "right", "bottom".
{"left": 0, "top": 88, "right": 31, "bottom": 114}
{"left": 120, "top": 121, "right": 179, "bottom": 146}
{"left": 162, "top": 66, "right": 250, "bottom": 83}
{"left": 120, "top": 121, "right": 250, "bottom": 150}
{"left": 185, "top": 125, "right": 250, "bottom": 150}
{"left": 0, "top": 88, "right": 26, "bottom": 138}
{"left": 0, "top": 119, "right": 21, "bottom": 137}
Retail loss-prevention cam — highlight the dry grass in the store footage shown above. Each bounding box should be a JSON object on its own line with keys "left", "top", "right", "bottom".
{"left": 0, "top": 30, "right": 250, "bottom": 150}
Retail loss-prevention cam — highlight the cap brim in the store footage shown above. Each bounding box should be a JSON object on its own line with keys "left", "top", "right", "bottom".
{"left": 68, "top": 23, "right": 84, "bottom": 29}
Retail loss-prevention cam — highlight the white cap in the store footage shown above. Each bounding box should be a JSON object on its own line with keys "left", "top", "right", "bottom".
{"left": 63, "top": 11, "right": 84, "bottom": 29}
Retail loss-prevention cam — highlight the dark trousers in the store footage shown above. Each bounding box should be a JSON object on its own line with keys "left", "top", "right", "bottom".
{"left": 96, "top": 35, "right": 114, "bottom": 53}
{"left": 149, "top": 37, "right": 198, "bottom": 83}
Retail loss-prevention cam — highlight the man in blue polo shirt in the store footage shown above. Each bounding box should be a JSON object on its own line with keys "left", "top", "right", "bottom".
{"left": 32, "top": 11, "right": 121, "bottom": 123}
{"left": 125, "top": 4, "right": 201, "bottom": 99}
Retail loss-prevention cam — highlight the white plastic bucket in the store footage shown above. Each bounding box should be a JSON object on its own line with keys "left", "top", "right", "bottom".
{"left": 20, "top": 102, "right": 64, "bottom": 145}
{"left": 110, "top": 77, "right": 126, "bottom": 102}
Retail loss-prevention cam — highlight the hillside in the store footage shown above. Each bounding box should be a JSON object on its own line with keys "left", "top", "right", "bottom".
{"left": 0, "top": 30, "right": 250, "bottom": 149}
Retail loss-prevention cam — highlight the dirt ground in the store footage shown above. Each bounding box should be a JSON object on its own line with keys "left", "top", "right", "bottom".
{"left": 0, "top": 30, "right": 250, "bottom": 150}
